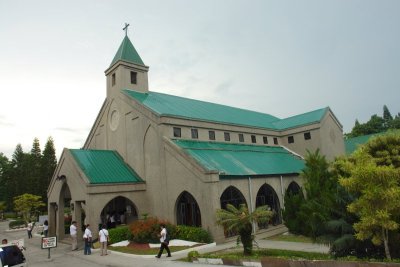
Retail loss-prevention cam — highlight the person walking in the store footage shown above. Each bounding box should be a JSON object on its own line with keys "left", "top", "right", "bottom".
{"left": 27, "top": 221, "right": 33, "bottom": 239}
{"left": 43, "top": 220, "right": 49, "bottom": 237}
{"left": 70, "top": 221, "right": 78, "bottom": 251}
{"left": 83, "top": 224, "right": 92, "bottom": 255}
{"left": 155, "top": 224, "right": 171, "bottom": 258}
{"left": 99, "top": 224, "right": 109, "bottom": 256}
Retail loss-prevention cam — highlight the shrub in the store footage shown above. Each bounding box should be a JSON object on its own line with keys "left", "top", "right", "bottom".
{"left": 9, "top": 219, "right": 25, "bottom": 229}
{"left": 187, "top": 250, "right": 200, "bottom": 261}
{"left": 175, "top": 225, "right": 213, "bottom": 243}
{"left": 129, "top": 217, "right": 176, "bottom": 243}
{"left": 108, "top": 226, "right": 129, "bottom": 244}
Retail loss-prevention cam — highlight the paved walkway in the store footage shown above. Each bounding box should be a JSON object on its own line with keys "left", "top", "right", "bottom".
{"left": 189, "top": 225, "right": 329, "bottom": 257}
{"left": 1, "top": 221, "right": 329, "bottom": 266}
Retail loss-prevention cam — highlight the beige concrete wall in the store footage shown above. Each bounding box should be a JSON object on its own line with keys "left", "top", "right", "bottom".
{"left": 319, "top": 112, "right": 345, "bottom": 160}
{"left": 105, "top": 61, "right": 149, "bottom": 96}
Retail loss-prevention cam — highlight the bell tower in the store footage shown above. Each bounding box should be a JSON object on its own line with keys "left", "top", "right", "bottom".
{"left": 105, "top": 24, "right": 149, "bottom": 98}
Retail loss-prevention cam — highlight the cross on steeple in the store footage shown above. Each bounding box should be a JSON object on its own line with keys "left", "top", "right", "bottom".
{"left": 123, "top": 23, "right": 130, "bottom": 36}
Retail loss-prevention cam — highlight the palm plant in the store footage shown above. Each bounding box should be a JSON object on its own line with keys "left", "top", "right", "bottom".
{"left": 216, "top": 204, "right": 273, "bottom": 255}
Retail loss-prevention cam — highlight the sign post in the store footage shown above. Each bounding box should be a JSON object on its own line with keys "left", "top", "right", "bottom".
{"left": 41, "top": 236, "right": 57, "bottom": 259}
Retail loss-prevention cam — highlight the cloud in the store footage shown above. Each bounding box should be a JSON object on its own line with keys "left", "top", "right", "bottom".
{"left": 0, "top": 115, "right": 14, "bottom": 127}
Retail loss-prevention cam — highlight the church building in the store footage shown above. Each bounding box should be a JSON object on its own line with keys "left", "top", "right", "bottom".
{"left": 47, "top": 32, "right": 345, "bottom": 242}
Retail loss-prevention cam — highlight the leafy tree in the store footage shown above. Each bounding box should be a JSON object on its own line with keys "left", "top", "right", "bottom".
{"left": 13, "top": 193, "right": 46, "bottom": 223}
{"left": 216, "top": 204, "right": 273, "bottom": 255}
{"left": 347, "top": 106, "right": 400, "bottom": 137}
{"left": 339, "top": 132, "right": 400, "bottom": 260}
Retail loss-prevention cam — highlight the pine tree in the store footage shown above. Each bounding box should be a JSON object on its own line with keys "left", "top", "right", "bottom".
{"left": 28, "top": 138, "right": 42, "bottom": 196}
{"left": 0, "top": 153, "right": 10, "bottom": 204}
{"left": 41, "top": 137, "right": 57, "bottom": 203}
{"left": 8, "top": 144, "right": 27, "bottom": 208}
{"left": 383, "top": 105, "right": 393, "bottom": 129}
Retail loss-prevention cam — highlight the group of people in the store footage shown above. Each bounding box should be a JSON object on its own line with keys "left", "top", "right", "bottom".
{"left": 69, "top": 221, "right": 109, "bottom": 256}
{"left": 69, "top": 222, "right": 171, "bottom": 258}
{"left": 25, "top": 219, "right": 48, "bottom": 239}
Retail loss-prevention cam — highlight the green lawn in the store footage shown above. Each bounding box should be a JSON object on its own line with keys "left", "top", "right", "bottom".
{"left": 200, "top": 248, "right": 331, "bottom": 261}
{"left": 267, "top": 233, "right": 314, "bottom": 243}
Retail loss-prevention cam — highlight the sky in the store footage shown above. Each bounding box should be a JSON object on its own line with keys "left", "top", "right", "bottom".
{"left": 0, "top": 0, "right": 399, "bottom": 159}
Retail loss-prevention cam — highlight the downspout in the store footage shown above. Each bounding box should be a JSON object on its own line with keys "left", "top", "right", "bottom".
{"left": 248, "top": 177, "right": 256, "bottom": 233}
{"left": 280, "top": 175, "right": 284, "bottom": 222}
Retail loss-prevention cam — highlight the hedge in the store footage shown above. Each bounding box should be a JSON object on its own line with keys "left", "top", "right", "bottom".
{"left": 175, "top": 225, "right": 213, "bottom": 243}
{"left": 108, "top": 226, "right": 130, "bottom": 244}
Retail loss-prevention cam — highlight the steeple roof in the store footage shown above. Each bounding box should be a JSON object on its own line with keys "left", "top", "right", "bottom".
{"left": 110, "top": 36, "right": 144, "bottom": 67}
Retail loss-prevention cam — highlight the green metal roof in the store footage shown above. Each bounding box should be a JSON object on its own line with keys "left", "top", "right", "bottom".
{"left": 110, "top": 36, "right": 144, "bottom": 67}
{"left": 70, "top": 149, "right": 143, "bottom": 184}
{"left": 173, "top": 140, "right": 305, "bottom": 177}
{"left": 272, "top": 107, "right": 328, "bottom": 130}
{"left": 344, "top": 132, "right": 383, "bottom": 154}
{"left": 123, "top": 89, "right": 328, "bottom": 130}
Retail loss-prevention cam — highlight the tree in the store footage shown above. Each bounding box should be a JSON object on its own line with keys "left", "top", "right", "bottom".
{"left": 0, "top": 153, "right": 10, "bottom": 203}
{"left": 28, "top": 137, "right": 42, "bottom": 196}
{"left": 216, "top": 204, "right": 273, "bottom": 255}
{"left": 282, "top": 190, "right": 305, "bottom": 234}
{"left": 383, "top": 105, "right": 393, "bottom": 128}
{"left": 339, "top": 132, "right": 400, "bottom": 260}
{"left": 41, "top": 137, "right": 57, "bottom": 186}
{"left": 284, "top": 150, "right": 336, "bottom": 239}
{"left": 13, "top": 193, "right": 46, "bottom": 223}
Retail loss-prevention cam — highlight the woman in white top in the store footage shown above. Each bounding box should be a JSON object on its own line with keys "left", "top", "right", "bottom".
{"left": 98, "top": 224, "right": 109, "bottom": 256}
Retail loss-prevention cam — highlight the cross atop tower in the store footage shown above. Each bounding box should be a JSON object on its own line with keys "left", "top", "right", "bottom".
{"left": 123, "top": 23, "right": 130, "bottom": 36}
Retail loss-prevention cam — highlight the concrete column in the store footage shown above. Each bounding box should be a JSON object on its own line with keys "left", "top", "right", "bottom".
{"left": 73, "top": 201, "right": 83, "bottom": 246}
{"left": 48, "top": 203, "right": 56, "bottom": 237}
{"left": 57, "top": 197, "right": 65, "bottom": 239}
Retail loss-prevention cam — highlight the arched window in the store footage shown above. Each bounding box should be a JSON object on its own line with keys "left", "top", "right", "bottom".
{"left": 286, "top": 182, "right": 301, "bottom": 196}
{"left": 256, "top": 184, "right": 281, "bottom": 228}
{"left": 220, "top": 186, "right": 247, "bottom": 209}
{"left": 176, "top": 191, "right": 201, "bottom": 227}
{"left": 220, "top": 186, "right": 247, "bottom": 237}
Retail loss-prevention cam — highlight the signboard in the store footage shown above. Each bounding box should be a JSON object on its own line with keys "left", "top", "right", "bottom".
{"left": 41, "top": 237, "right": 57, "bottom": 249}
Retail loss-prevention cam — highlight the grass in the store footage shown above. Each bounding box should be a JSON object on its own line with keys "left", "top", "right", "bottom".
{"left": 267, "top": 233, "right": 314, "bottom": 243}
{"left": 201, "top": 248, "right": 331, "bottom": 261}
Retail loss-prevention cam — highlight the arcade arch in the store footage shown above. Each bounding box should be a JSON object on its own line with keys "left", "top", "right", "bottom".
{"left": 100, "top": 196, "right": 138, "bottom": 228}
{"left": 220, "top": 186, "right": 247, "bottom": 237}
{"left": 256, "top": 183, "right": 281, "bottom": 228}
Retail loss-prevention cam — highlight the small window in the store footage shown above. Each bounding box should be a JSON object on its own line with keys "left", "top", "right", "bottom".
{"left": 263, "top": 136, "right": 268, "bottom": 144}
{"left": 251, "top": 135, "right": 256, "bottom": 143}
{"left": 224, "top": 132, "right": 230, "bottom": 141}
{"left": 209, "top": 130, "right": 215, "bottom": 140}
{"left": 304, "top": 132, "right": 311, "bottom": 140}
{"left": 173, "top": 127, "right": 181, "bottom": 138}
{"left": 191, "top": 129, "right": 198, "bottom": 139}
{"left": 273, "top": 137, "right": 278, "bottom": 145}
{"left": 238, "top": 133, "right": 244, "bottom": 142}
{"left": 288, "top": 136, "right": 294, "bottom": 144}
{"left": 112, "top": 73, "right": 116, "bottom": 86}
{"left": 130, "top": 71, "right": 137, "bottom": 84}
